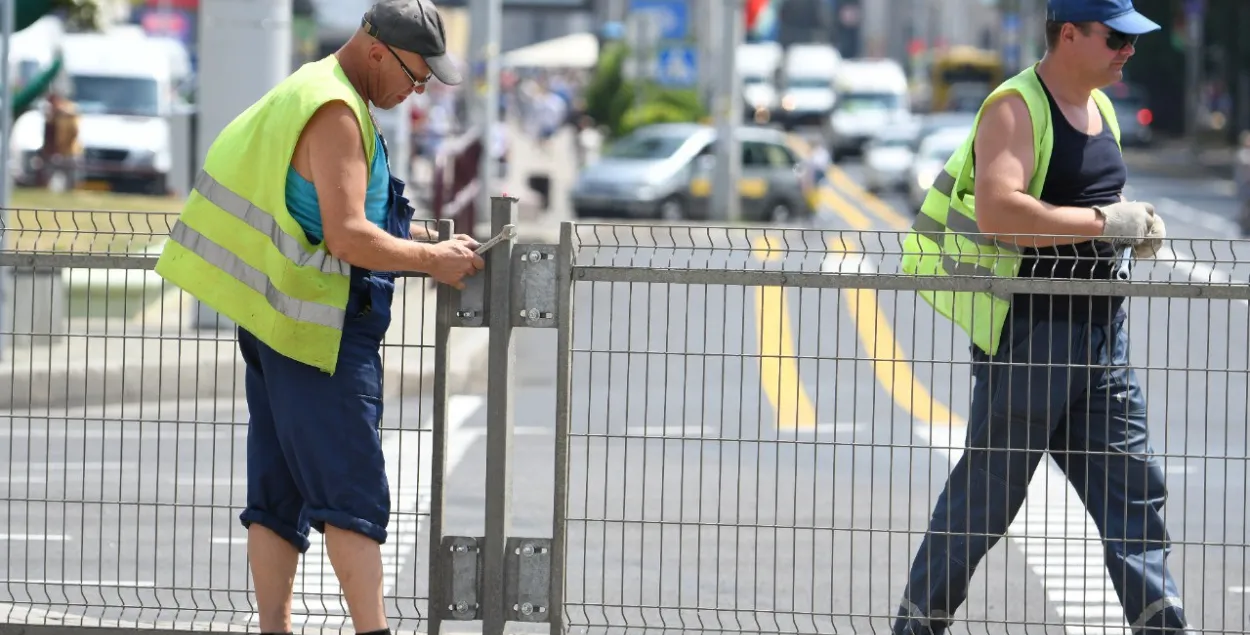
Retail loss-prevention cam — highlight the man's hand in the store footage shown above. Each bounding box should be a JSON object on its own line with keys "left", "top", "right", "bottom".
{"left": 1094, "top": 201, "right": 1156, "bottom": 245}
{"left": 453, "top": 234, "right": 480, "bottom": 250}
{"left": 1133, "top": 212, "right": 1166, "bottom": 258}
{"left": 425, "top": 240, "right": 486, "bottom": 289}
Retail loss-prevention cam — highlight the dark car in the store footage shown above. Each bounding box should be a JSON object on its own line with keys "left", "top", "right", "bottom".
{"left": 1104, "top": 81, "right": 1153, "bottom": 147}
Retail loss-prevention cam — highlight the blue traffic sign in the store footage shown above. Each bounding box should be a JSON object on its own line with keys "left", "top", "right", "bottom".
{"left": 654, "top": 46, "right": 697, "bottom": 86}
{"left": 628, "top": 0, "right": 689, "bottom": 40}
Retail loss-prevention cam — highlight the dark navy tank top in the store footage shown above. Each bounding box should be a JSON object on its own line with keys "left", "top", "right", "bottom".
{"left": 1011, "top": 75, "right": 1127, "bottom": 324}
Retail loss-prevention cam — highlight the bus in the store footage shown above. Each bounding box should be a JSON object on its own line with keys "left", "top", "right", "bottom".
{"left": 929, "top": 46, "right": 1003, "bottom": 113}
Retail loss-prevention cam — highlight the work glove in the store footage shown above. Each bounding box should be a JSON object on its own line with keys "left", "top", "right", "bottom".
{"left": 1094, "top": 200, "right": 1156, "bottom": 246}
{"left": 1133, "top": 212, "right": 1166, "bottom": 259}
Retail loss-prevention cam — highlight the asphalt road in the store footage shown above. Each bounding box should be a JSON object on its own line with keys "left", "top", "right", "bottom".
{"left": 0, "top": 155, "right": 1248, "bottom": 635}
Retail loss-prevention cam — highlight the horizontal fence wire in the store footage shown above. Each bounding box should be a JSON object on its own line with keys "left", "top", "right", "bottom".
{"left": 560, "top": 223, "right": 1249, "bottom": 635}
{"left": 0, "top": 210, "right": 443, "bottom": 632}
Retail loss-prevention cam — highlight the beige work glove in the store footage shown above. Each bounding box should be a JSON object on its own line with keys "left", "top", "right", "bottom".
{"left": 1094, "top": 200, "right": 1156, "bottom": 246}
{"left": 1134, "top": 212, "right": 1166, "bottom": 259}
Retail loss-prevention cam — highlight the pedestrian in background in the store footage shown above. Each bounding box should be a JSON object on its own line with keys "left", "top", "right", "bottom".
{"left": 153, "top": 2, "right": 483, "bottom": 634}
{"left": 895, "top": 0, "right": 1187, "bottom": 632}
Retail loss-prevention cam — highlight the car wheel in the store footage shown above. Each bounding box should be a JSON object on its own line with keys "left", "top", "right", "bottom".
{"left": 658, "top": 197, "right": 685, "bottom": 221}
{"left": 769, "top": 201, "right": 794, "bottom": 224}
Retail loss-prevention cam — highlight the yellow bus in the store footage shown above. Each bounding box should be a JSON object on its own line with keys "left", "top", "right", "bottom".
{"left": 929, "top": 47, "right": 1004, "bottom": 113}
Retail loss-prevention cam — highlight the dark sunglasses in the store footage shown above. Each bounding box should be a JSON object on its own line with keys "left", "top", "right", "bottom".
{"left": 384, "top": 45, "right": 432, "bottom": 88}
{"left": 1102, "top": 28, "right": 1138, "bottom": 50}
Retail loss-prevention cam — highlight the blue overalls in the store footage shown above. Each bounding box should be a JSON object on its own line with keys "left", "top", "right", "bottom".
{"left": 237, "top": 129, "right": 416, "bottom": 553}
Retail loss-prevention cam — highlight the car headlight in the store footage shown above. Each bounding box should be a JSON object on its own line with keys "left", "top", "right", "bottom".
{"left": 916, "top": 168, "right": 938, "bottom": 191}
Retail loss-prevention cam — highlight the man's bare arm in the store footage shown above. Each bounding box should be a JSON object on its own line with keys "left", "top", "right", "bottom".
{"left": 304, "top": 102, "right": 441, "bottom": 271}
{"left": 972, "top": 94, "right": 1106, "bottom": 247}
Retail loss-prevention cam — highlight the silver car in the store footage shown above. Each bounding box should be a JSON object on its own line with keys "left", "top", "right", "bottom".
{"left": 571, "top": 123, "right": 812, "bottom": 223}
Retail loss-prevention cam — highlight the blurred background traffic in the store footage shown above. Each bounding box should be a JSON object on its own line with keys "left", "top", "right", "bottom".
{"left": 3, "top": 0, "right": 1247, "bottom": 234}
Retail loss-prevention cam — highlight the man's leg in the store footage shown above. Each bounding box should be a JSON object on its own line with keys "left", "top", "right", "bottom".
{"left": 893, "top": 317, "right": 1078, "bottom": 635}
{"left": 1055, "top": 320, "right": 1188, "bottom": 632}
{"left": 261, "top": 272, "right": 394, "bottom": 633}
{"left": 236, "top": 329, "right": 312, "bottom": 633}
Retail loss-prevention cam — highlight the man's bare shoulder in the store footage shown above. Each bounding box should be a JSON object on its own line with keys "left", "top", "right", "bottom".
{"left": 302, "top": 100, "right": 364, "bottom": 147}
{"left": 975, "top": 92, "right": 1032, "bottom": 144}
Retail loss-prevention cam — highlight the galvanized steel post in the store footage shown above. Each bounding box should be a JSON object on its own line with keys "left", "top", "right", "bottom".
{"left": 482, "top": 195, "right": 518, "bottom": 635}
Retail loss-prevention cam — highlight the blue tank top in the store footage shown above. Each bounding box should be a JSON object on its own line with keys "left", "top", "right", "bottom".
{"left": 1012, "top": 76, "right": 1127, "bottom": 324}
{"left": 286, "top": 130, "right": 390, "bottom": 243}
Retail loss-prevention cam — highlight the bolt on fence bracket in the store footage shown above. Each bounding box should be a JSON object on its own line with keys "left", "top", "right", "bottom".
{"left": 438, "top": 535, "right": 484, "bottom": 621}
{"left": 504, "top": 537, "right": 552, "bottom": 622}
{"left": 512, "top": 243, "right": 558, "bottom": 328}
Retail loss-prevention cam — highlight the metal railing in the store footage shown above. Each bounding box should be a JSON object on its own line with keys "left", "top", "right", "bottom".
{"left": 0, "top": 197, "right": 1247, "bottom": 635}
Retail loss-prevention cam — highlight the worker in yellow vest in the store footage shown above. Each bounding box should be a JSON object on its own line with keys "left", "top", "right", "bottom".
{"left": 153, "top": 2, "right": 481, "bottom": 634}
{"left": 893, "top": 1, "right": 1188, "bottom": 633}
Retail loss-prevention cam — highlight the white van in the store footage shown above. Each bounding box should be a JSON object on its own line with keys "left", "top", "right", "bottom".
{"left": 13, "top": 31, "right": 177, "bottom": 195}
{"left": 777, "top": 43, "right": 840, "bottom": 129}
{"left": 824, "top": 58, "right": 913, "bottom": 159}
{"left": 736, "top": 42, "right": 783, "bottom": 124}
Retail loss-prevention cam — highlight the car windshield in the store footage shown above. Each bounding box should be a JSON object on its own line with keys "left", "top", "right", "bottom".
{"left": 923, "top": 140, "right": 961, "bottom": 161}
{"left": 872, "top": 136, "right": 912, "bottom": 149}
{"left": 71, "top": 74, "right": 161, "bottom": 116}
{"left": 602, "top": 132, "right": 690, "bottom": 160}
{"left": 838, "top": 92, "right": 901, "bottom": 112}
{"left": 743, "top": 74, "right": 769, "bottom": 85}
{"left": 787, "top": 77, "right": 829, "bottom": 89}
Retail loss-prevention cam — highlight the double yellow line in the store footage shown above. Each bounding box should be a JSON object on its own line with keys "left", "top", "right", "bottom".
{"left": 751, "top": 144, "right": 963, "bottom": 430}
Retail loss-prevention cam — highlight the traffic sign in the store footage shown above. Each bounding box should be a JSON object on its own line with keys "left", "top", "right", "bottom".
{"left": 654, "top": 46, "right": 697, "bottom": 86}
{"left": 628, "top": 0, "right": 689, "bottom": 40}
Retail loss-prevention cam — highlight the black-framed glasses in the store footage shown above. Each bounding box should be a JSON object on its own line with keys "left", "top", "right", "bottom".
{"left": 1103, "top": 28, "right": 1138, "bottom": 50}
{"left": 384, "top": 44, "right": 432, "bottom": 88}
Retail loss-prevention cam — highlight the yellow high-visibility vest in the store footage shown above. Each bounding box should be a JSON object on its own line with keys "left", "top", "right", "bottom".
{"left": 900, "top": 64, "right": 1121, "bottom": 355}
{"left": 154, "top": 55, "right": 379, "bottom": 374}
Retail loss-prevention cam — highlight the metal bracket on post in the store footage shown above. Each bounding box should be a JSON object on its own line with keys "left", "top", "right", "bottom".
{"left": 512, "top": 244, "right": 558, "bottom": 328}
{"left": 452, "top": 224, "right": 518, "bottom": 327}
{"left": 437, "top": 535, "right": 484, "bottom": 621}
{"left": 504, "top": 537, "right": 552, "bottom": 622}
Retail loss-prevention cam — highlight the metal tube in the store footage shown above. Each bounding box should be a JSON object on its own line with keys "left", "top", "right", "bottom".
{"left": 427, "top": 219, "right": 455, "bottom": 635}
{"left": 548, "top": 221, "right": 575, "bottom": 635}
{"left": 481, "top": 195, "right": 518, "bottom": 635}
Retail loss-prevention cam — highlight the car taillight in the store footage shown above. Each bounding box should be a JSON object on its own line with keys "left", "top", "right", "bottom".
{"left": 1137, "top": 108, "right": 1153, "bottom": 126}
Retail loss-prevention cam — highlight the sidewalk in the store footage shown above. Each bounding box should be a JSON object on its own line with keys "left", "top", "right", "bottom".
{"left": 0, "top": 280, "right": 490, "bottom": 411}
{"left": 1123, "top": 136, "right": 1236, "bottom": 182}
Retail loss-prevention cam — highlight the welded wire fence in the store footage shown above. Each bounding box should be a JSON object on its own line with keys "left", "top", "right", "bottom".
{"left": 555, "top": 224, "right": 1250, "bottom": 635}
{"left": 0, "top": 210, "right": 447, "bottom": 633}
{"left": 0, "top": 209, "right": 1247, "bottom": 635}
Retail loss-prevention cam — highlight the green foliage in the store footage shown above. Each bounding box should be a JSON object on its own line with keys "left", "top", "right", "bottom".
{"left": 583, "top": 41, "right": 707, "bottom": 139}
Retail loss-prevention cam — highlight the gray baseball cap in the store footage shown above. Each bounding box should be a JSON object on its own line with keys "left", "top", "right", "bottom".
{"left": 362, "top": 0, "right": 463, "bottom": 85}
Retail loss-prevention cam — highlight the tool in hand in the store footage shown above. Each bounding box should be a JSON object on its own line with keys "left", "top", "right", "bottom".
{"left": 474, "top": 224, "right": 517, "bottom": 254}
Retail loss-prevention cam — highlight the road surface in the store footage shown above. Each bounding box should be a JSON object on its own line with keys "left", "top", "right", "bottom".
{"left": 0, "top": 157, "right": 1247, "bottom": 635}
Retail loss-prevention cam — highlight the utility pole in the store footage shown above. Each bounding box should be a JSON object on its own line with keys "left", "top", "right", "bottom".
{"left": 1184, "top": 0, "right": 1204, "bottom": 153}
{"left": 469, "top": 0, "right": 502, "bottom": 235}
{"left": 193, "top": 0, "right": 292, "bottom": 329}
{"left": 0, "top": 0, "right": 14, "bottom": 360}
{"left": 709, "top": 0, "right": 741, "bottom": 222}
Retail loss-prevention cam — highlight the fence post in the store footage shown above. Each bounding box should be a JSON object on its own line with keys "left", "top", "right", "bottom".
{"left": 428, "top": 218, "right": 455, "bottom": 635}
{"left": 482, "top": 195, "right": 518, "bottom": 635}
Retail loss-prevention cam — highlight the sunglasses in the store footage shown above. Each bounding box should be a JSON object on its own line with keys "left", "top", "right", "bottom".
{"left": 1102, "top": 28, "right": 1138, "bottom": 51}
{"left": 385, "top": 45, "right": 433, "bottom": 89}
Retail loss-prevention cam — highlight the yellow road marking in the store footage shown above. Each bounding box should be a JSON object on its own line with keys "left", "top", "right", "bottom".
{"left": 819, "top": 186, "right": 873, "bottom": 231}
{"left": 829, "top": 237, "right": 963, "bottom": 428}
{"left": 829, "top": 167, "right": 912, "bottom": 230}
{"left": 751, "top": 236, "right": 817, "bottom": 430}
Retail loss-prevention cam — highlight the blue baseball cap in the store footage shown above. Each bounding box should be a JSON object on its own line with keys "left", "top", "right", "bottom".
{"left": 1046, "top": 0, "right": 1161, "bottom": 35}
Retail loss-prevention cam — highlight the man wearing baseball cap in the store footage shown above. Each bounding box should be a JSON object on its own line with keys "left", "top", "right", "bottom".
{"left": 153, "top": 2, "right": 480, "bottom": 634}
{"left": 894, "top": 0, "right": 1189, "bottom": 633}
